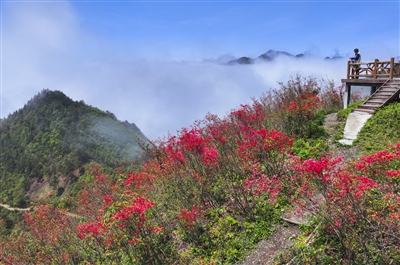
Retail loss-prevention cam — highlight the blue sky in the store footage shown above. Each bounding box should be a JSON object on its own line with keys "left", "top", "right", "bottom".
{"left": 1, "top": 0, "right": 399, "bottom": 139}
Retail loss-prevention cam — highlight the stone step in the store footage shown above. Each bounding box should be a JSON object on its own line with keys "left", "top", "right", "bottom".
{"left": 368, "top": 96, "right": 386, "bottom": 100}
{"left": 372, "top": 96, "right": 392, "bottom": 100}
{"left": 376, "top": 95, "right": 397, "bottom": 99}
{"left": 376, "top": 92, "right": 396, "bottom": 95}
{"left": 377, "top": 94, "right": 397, "bottom": 97}
{"left": 373, "top": 93, "right": 394, "bottom": 96}
{"left": 362, "top": 102, "right": 382, "bottom": 107}
{"left": 354, "top": 108, "right": 375, "bottom": 114}
{"left": 379, "top": 88, "right": 398, "bottom": 92}
{"left": 373, "top": 96, "right": 395, "bottom": 100}
{"left": 367, "top": 99, "right": 385, "bottom": 104}
{"left": 359, "top": 106, "right": 380, "bottom": 111}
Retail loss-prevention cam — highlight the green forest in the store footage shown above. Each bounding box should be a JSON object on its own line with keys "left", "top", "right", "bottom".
{"left": 0, "top": 89, "right": 148, "bottom": 208}
{"left": 1, "top": 76, "right": 400, "bottom": 264}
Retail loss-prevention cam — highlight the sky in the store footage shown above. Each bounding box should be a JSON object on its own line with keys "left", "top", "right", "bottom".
{"left": 1, "top": 0, "right": 399, "bottom": 140}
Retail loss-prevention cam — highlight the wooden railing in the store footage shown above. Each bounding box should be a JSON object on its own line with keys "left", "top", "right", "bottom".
{"left": 347, "top": 57, "right": 400, "bottom": 79}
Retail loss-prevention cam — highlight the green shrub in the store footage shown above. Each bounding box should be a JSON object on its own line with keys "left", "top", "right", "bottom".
{"left": 356, "top": 102, "right": 400, "bottom": 154}
{"left": 291, "top": 138, "right": 329, "bottom": 160}
{"left": 337, "top": 100, "right": 363, "bottom": 120}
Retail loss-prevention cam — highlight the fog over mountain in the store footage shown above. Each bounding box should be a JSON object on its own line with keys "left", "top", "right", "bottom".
{"left": 3, "top": 54, "right": 348, "bottom": 140}
{"left": 3, "top": 1, "right": 398, "bottom": 140}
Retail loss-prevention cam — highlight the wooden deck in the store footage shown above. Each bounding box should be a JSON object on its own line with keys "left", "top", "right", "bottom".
{"left": 341, "top": 58, "right": 400, "bottom": 112}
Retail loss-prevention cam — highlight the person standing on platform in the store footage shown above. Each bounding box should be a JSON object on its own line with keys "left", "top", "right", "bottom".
{"left": 350, "top": 48, "right": 361, "bottom": 79}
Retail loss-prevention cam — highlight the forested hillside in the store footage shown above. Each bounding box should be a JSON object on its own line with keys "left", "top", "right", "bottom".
{"left": 0, "top": 89, "right": 148, "bottom": 207}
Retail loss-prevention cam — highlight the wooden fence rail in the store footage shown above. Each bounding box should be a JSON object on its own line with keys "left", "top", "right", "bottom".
{"left": 347, "top": 57, "right": 400, "bottom": 79}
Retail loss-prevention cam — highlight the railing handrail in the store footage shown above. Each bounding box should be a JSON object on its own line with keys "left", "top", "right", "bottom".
{"left": 347, "top": 57, "right": 399, "bottom": 79}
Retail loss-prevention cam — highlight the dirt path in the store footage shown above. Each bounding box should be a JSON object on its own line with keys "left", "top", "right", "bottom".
{"left": 238, "top": 224, "right": 300, "bottom": 265}
{"left": 0, "top": 203, "right": 82, "bottom": 219}
{"left": 0, "top": 203, "right": 32, "bottom": 212}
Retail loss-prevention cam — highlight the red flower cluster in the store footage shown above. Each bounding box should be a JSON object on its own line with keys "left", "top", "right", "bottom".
{"left": 112, "top": 197, "right": 155, "bottom": 225}
{"left": 77, "top": 219, "right": 104, "bottom": 239}
{"left": 178, "top": 206, "right": 204, "bottom": 228}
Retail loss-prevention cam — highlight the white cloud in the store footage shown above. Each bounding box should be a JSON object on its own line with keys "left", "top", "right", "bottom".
{"left": 1, "top": 2, "right": 350, "bottom": 140}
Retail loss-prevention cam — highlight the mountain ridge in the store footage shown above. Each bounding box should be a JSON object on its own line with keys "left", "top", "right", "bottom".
{"left": 0, "top": 89, "right": 148, "bottom": 207}
{"left": 226, "top": 49, "right": 343, "bottom": 65}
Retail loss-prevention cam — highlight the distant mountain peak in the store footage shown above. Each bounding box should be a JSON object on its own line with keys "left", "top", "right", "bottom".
{"left": 226, "top": 49, "right": 306, "bottom": 65}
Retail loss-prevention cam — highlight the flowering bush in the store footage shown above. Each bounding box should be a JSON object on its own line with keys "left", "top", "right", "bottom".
{"left": 283, "top": 143, "right": 400, "bottom": 264}
{"left": 255, "top": 75, "right": 344, "bottom": 138}
{"left": 1, "top": 75, "right": 368, "bottom": 264}
{"left": 0, "top": 204, "right": 81, "bottom": 264}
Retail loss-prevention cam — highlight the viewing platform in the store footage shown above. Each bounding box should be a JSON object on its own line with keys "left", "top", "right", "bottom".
{"left": 339, "top": 58, "right": 400, "bottom": 145}
{"left": 341, "top": 58, "right": 400, "bottom": 112}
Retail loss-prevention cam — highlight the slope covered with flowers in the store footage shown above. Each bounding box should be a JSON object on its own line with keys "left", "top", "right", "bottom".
{"left": 1, "top": 75, "right": 399, "bottom": 264}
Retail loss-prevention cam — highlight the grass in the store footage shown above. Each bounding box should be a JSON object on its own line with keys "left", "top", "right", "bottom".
{"left": 355, "top": 102, "right": 400, "bottom": 154}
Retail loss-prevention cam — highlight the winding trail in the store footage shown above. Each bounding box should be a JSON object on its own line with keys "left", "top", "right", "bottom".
{"left": 0, "top": 203, "right": 81, "bottom": 218}
{"left": 0, "top": 203, "right": 31, "bottom": 212}
{"left": 239, "top": 224, "right": 300, "bottom": 265}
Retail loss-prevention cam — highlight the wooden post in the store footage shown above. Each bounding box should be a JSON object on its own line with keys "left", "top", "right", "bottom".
{"left": 389, "top": 57, "right": 394, "bottom": 79}
{"left": 373, "top": 59, "right": 379, "bottom": 79}
{"left": 347, "top": 61, "right": 351, "bottom": 79}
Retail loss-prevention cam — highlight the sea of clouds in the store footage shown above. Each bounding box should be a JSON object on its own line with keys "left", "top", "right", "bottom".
{"left": 0, "top": 2, "right": 365, "bottom": 140}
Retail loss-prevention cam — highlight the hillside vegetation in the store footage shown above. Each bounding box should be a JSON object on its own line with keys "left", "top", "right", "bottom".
{"left": 0, "top": 89, "right": 148, "bottom": 208}
{"left": 1, "top": 76, "right": 400, "bottom": 264}
{"left": 356, "top": 102, "right": 400, "bottom": 154}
